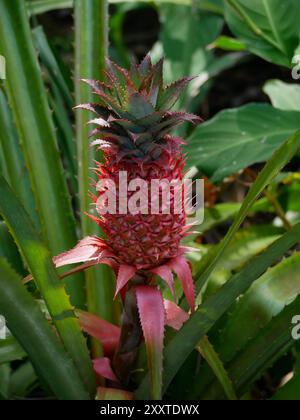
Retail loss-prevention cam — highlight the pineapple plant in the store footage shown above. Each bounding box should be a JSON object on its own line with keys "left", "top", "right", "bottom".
{"left": 2, "top": 0, "right": 300, "bottom": 403}
{"left": 54, "top": 56, "right": 201, "bottom": 398}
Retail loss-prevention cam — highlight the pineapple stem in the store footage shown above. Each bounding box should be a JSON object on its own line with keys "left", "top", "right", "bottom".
{"left": 113, "top": 281, "right": 144, "bottom": 386}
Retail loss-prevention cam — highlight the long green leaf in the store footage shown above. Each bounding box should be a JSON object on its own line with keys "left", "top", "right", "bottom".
{"left": 0, "top": 365, "right": 10, "bottom": 400}
{"left": 31, "top": 25, "right": 77, "bottom": 194}
{"left": 26, "top": 0, "right": 73, "bottom": 14}
{"left": 49, "top": 81, "right": 78, "bottom": 195}
{"left": 204, "top": 294, "right": 300, "bottom": 399}
{"left": 0, "top": 0, "right": 84, "bottom": 306}
{"left": 75, "top": 0, "right": 115, "bottom": 325}
{"left": 197, "top": 336, "right": 238, "bottom": 400}
{"left": 192, "top": 199, "right": 270, "bottom": 236}
{"left": 0, "top": 91, "right": 39, "bottom": 228}
{"left": 201, "top": 224, "right": 283, "bottom": 298}
{"left": 0, "top": 258, "right": 89, "bottom": 400}
{"left": 263, "top": 80, "right": 300, "bottom": 112}
{"left": 216, "top": 251, "right": 300, "bottom": 364}
{"left": 136, "top": 223, "right": 300, "bottom": 398}
{"left": 32, "top": 26, "right": 73, "bottom": 107}
{"left": 0, "top": 222, "right": 24, "bottom": 276}
{"left": 191, "top": 249, "right": 300, "bottom": 397}
{"left": 0, "top": 176, "right": 96, "bottom": 397}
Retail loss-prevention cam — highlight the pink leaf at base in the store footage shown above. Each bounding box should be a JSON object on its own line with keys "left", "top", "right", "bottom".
{"left": 53, "top": 236, "right": 105, "bottom": 268}
{"left": 164, "top": 299, "right": 189, "bottom": 330}
{"left": 135, "top": 286, "right": 165, "bottom": 400}
{"left": 93, "top": 358, "right": 118, "bottom": 382}
{"left": 77, "top": 310, "right": 120, "bottom": 356}
{"left": 169, "top": 256, "right": 195, "bottom": 312}
{"left": 151, "top": 265, "right": 175, "bottom": 300}
{"left": 115, "top": 265, "right": 137, "bottom": 298}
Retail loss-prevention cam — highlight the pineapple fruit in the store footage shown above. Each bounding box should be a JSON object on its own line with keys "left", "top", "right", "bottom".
{"left": 55, "top": 55, "right": 200, "bottom": 310}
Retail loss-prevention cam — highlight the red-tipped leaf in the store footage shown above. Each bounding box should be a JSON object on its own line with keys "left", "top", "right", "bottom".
{"left": 77, "top": 310, "right": 120, "bottom": 356}
{"left": 115, "top": 265, "right": 137, "bottom": 298}
{"left": 93, "top": 358, "right": 118, "bottom": 382}
{"left": 151, "top": 265, "right": 175, "bottom": 300}
{"left": 164, "top": 299, "right": 189, "bottom": 330}
{"left": 135, "top": 286, "right": 165, "bottom": 400}
{"left": 53, "top": 236, "right": 105, "bottom": 267}
{"left": 169, "top": 256, "right": 195, "bottom": 312}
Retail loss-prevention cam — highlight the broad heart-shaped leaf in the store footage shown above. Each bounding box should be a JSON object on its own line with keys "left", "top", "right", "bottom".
{"left": 135, "top": 286, "right": 165, "bottom": 400}
{"left": 0, "top": 258, "right": 89, "bottom": 400}
{"left": 224, "top": 0, "right": 300, "bottom": 67}
{"left": 0, "top": 176, "right": 96, "bottom": 397}
{"left": 153, "top": 4, "right": 223, "bottom": 110}
{"left": 263, "top": 80, "right": 300, "bottom": 111}
{"left": 156, "top": 5, "right": 223, "bottom": 84}
{"left": 187, "top": 104, "right": 300, "bottom": 182}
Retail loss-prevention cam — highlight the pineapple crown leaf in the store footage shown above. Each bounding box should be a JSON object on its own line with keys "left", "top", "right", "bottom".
{"left": 78, "top": 55, "right": 201, "bottom": 161}
{"left": 138, "top": 54, "right": 153, "bottom": 77}
{"left": 128, "top": 92, "right": 155, "bottom": 119}
{"left": 157, "top": 76, "right": 195, "bottom": 111}
{"left": 74, "top": 103, "right": 111, "bottom": 118}
{"left": 88, "top": 117, "right": 110, "bottom": 128}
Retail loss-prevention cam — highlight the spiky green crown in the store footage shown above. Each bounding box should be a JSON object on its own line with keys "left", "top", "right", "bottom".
{"left": 76, "top": 55, "right": 201, "bottom": 162}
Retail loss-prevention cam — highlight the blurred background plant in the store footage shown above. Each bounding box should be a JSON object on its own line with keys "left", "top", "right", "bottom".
{"left": 0, "top": 0, "right": 300, "bottom": 400}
